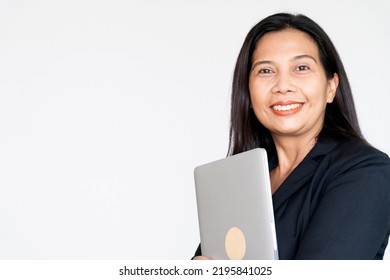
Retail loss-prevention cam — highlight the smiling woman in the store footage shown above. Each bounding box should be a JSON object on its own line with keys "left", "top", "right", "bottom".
{"left": 249, "top": 29, "right": 338, "bottom": 144}
{"left": 193, "top": 13, "right": 390, "bottom": 260}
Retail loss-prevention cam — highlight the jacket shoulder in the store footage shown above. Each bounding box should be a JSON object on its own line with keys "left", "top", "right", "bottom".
{"left": 318, "top": 139, "right": 389, "bottom": 166}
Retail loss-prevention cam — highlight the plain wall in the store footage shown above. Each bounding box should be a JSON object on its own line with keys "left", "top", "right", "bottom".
{"left": 0, "top": 0, "right": 389, "bottom": 259}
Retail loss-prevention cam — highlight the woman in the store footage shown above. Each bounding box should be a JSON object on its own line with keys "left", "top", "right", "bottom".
{"left": 193, "top": 13, "right": 390, "bottom": 259}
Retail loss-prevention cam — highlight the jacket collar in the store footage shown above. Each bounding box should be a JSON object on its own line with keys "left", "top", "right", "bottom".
{"left": 271, "top": 138, "right": 340, "bottom": 210}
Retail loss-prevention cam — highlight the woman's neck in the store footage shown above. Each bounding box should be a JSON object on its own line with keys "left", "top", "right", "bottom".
{"left": 274, "top": 135, "right": 316, "bottom": 170}
{"left": 270, "top": 133, "right": 317, "bottom": 193}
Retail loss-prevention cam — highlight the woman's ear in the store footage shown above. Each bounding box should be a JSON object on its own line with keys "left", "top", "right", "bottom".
{"left": 327, "top": 73, "right": 339, "bottom": 103}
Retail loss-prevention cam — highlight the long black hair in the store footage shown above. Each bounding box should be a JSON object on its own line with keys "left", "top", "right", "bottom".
{"left": 228, "top": 13, "right": 365, "bottom": 157}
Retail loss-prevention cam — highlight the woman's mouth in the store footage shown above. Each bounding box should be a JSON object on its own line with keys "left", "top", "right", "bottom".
{"left": 271, "top": 103, "right": 303, "bottom": 111}
{"left": 270, "top": 102, "right": 304, "bottom": 116}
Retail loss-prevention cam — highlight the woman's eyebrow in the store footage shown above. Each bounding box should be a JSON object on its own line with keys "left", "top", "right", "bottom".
{"left": 251, "top": 60, "right": 272, "bottom": 71}
{"left": 293, "top": 54, "right": 317, "bottom": 63}
{"left": 251, "top": 55, "right": 317, "bottom": 71}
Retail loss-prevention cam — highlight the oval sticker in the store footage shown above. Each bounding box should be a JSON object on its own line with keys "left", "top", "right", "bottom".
{"left": 225, "top": 226, "right": 246, "bottom": 260}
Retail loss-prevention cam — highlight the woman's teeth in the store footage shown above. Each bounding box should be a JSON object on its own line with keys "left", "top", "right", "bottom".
{"left": 272, "top": 103, "right": 302, "bottom": 111}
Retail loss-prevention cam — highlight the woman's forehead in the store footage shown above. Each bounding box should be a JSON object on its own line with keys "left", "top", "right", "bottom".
{"left": 253, "top": 29, "right": 319, "bottom": 61}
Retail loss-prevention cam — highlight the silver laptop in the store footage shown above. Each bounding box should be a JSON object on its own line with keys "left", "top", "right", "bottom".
{"left": 194, "top": 148, "right": 279, "bottom": 260}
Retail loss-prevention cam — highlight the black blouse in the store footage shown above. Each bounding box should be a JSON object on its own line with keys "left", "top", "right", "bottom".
{"left": 193, "top": 138, "right": 390, "bottom": 259}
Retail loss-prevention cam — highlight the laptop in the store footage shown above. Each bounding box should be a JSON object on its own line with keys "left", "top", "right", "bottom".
{"left": 194, "top": 148, "right": 279, "bottom": 260}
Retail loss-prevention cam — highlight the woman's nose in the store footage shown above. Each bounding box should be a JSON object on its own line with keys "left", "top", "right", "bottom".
{"left": 271, "top": 72, "right": 297, "bottom": 94}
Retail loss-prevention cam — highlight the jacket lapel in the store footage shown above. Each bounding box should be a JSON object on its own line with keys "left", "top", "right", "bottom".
{"left": 271, "top": 140, "right": 339, "bottom": 211}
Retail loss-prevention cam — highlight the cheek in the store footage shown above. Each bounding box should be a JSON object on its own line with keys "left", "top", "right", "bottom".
{"left": 249, "top": 97, "right": 270, "bottom": 126}
{"left": 249, "top": 83, "right": 268, "bottom": 106}
{"left": 249, "top": 82, "right": 274, "bottom": 126}
{"left": 249, "top": 94, "right": 268, "bottom": 115}
{"left": 302, "top": 81, "right": 330, "bottom": 103}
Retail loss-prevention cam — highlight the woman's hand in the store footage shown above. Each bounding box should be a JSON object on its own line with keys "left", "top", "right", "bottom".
{"left": 192, "top": 256, "right": 210, "bottom": 260}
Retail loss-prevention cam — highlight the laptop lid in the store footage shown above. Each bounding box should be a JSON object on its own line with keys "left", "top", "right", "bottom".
{"left": 194, "top": 148, "right": 279, "bottom": 260}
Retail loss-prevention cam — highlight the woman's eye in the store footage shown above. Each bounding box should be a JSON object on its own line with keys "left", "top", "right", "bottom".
{"left": 296, "top": 65, "right": 310, "bottom": 71}
{"left": 258, "top": 68, "right": 273, "bottom": 74}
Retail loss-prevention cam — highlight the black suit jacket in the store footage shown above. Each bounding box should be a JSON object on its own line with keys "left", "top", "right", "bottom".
{"left": 194, "top": 138, "right": 390, "bottom": 259}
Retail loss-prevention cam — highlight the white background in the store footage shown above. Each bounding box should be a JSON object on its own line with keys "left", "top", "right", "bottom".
{"left": 0, "top": 0, "right": 389, "bottom": 260}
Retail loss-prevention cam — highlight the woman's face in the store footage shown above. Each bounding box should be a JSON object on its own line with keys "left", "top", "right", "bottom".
{"left": 249, "top": 28, "right": 338, "bottom": 139}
